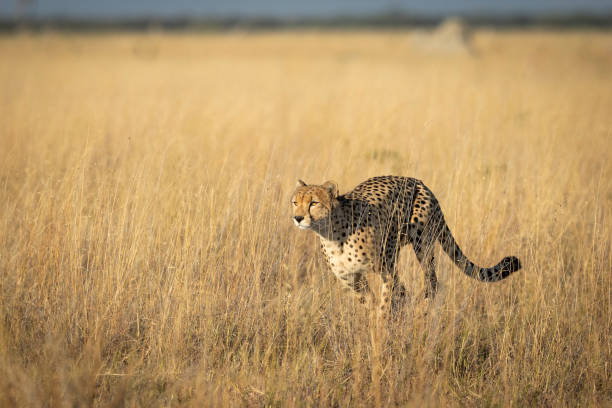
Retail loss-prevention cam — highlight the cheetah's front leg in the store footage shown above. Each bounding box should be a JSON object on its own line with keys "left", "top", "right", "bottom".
{"left": 378, "top": 272, "right": 406, "bottom": 320}
{"left": 337, "top": 272, "right": 374, "bottom": 305}
{"left": 378, "top": 273, "right": 393, "bottom": 320}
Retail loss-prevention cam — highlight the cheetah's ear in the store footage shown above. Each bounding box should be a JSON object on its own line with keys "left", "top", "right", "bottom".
{"left": 297, "top": 179, "right": 307, "bottom": 187}
{"left": 322, "top": 181, "right": 338, "bottom": 198}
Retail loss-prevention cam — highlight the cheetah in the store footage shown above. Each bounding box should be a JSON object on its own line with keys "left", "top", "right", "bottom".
{"left": 291, "top": 176, "right": 521, "bottom": 317}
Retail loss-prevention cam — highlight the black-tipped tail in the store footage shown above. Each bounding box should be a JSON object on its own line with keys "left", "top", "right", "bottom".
{"left": 438, "top": 222, "right": 522, "bottom": 282}
{"left": 499, "top": 256, "right": 522, "bottom": 277}
{"left": 479, "top": 255, "right": 522, "bottom": 282}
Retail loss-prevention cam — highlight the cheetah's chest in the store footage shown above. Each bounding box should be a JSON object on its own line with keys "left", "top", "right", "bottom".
{"left": 320, "top": 234, "right": 372, "bottom": 277}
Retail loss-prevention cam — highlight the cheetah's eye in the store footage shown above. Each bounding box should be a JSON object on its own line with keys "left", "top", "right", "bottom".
{"left": 310, "top": 201, "right": 319, "bottom": 207}
{"left": 292, "top": 201, "right": 298, "bottom": 206}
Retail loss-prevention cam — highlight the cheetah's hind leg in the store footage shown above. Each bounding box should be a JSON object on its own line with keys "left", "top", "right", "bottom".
{"left": 410, "top": 223, "right": 439, "bottom": 299}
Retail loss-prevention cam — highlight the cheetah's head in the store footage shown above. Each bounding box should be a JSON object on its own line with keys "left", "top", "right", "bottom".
{"left": 291, "top": 180, "right": 338, "bottom": 232}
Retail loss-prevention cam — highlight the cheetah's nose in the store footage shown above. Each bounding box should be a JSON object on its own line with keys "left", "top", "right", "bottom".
{"left": 294, "top": 216, "right": 304, "bottom": 223}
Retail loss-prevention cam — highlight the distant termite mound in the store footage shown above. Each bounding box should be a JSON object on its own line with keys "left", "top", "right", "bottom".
{"left": 410, "top": 17, "right": 473, "bottom": 54}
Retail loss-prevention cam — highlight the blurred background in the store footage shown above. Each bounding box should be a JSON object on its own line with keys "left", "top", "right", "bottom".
{"left": 2, "top": 0, "right": 612, "bottom": 29}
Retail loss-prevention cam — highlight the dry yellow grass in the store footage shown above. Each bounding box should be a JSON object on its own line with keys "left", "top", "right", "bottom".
{"left": 0, "top": 30, "right": 610, "bottom": 406}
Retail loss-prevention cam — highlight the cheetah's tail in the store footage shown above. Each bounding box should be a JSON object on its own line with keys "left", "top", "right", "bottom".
{"left": 437, "top": 222, "right": 522, "bottom": 282}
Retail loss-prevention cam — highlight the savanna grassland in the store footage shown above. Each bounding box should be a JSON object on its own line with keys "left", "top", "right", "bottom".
{"left": 0, "top": 29, "right": 610, "bottom": 406}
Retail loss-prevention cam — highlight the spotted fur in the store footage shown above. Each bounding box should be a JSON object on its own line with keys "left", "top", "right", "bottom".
{"left": 291, "top": 176, "right": 521, "bottom": 318}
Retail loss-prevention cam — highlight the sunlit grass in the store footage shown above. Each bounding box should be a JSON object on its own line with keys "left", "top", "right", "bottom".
{"left": 0, "top": 30, "right": 610, "bottom": 406}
